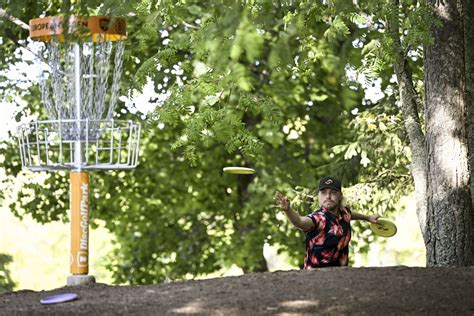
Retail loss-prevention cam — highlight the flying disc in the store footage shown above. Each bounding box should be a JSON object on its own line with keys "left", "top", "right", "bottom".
{"left": 223, "top": 167, "right": 255, "bottom": 174}
{"left": 40, "top": 293, "right": 78, "bottom": 305}
{"left": 370, "top": 218, "right": 397, "bottom": 237}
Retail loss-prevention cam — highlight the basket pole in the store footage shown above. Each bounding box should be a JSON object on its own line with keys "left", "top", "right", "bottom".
{"left": 70, "top": 171, "right": 90, "bottom": 275}
{"left": 74, "top": 42, "right": 83, "bottom": 167}
{"left": 68, "top": 42, "right": 95, "bottom": 284}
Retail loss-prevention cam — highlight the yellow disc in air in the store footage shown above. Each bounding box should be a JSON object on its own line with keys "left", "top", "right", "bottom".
{"left": 223, "top": 167, "right": 255, "bottom": 175}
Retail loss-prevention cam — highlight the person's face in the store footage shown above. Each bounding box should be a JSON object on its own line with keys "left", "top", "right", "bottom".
{"left": 318, "top": 188, "right": 341, "bottom": 210}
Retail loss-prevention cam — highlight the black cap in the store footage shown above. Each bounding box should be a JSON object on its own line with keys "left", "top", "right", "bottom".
{"left": 318, "top": 176, "right": 342, "bottom": 192}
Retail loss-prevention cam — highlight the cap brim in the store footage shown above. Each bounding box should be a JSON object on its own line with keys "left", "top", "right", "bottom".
{"left": 318, "top": 186, "right": 341, "bottom": 191}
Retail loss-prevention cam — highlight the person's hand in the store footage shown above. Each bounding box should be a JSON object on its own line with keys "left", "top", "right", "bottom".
{"left": 274, "top": 191, "right": 291, "bottom": 212}
{"left": 367, "top": 214, "right": 380, "bottom": 224}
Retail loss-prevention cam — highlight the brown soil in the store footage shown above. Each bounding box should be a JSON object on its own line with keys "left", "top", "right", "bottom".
{"left": 1, "top": 266, "right": 473, "bottom": 315}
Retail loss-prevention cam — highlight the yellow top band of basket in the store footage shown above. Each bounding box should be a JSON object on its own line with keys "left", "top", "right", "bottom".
{"left": 29, "top": 16, "right": 127, "bottom": 42}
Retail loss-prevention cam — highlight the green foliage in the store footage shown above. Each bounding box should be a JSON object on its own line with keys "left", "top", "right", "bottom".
{"left": 0, "top": 254, "right": 16, "bottom": 292}
{"left": 0, "top": 0, "right": 435, "bottom": 284}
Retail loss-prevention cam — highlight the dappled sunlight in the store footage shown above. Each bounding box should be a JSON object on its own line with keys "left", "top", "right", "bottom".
{"left": 171, "top": 300, "right": 240, "bottom": 315}
{"left": 171, "top": 301, "right": 205, "bottom": 314}
{"left": 280, "top": 299, "right": 320, "bottom": 308}
{"left": 277, "top": 299, "right": 349, "bottom": 315}
{"left": 430, "top": 106, "right": 470, "bottom": 188}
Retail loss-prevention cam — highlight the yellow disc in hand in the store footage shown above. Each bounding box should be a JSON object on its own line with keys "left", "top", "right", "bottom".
{"left": 370, "top": 218, "right": 397, "bottom": 237}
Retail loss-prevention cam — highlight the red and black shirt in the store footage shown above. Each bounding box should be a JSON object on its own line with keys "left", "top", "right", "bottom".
{"left": 303, "top": 207, "right": 352, "bottom": 269}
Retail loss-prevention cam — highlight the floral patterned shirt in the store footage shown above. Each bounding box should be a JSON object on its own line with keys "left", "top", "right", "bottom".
{"left": 303, "top": 207, "right": 352, "bottom": 269}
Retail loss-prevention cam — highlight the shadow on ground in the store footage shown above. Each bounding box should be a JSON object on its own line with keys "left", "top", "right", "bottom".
{"left": 1, "top": 266, "right": 473, "bottom": 315}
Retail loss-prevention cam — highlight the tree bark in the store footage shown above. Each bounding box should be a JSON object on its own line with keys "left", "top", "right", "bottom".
{"left": 424, "top": 0, "right": 474, "bottom": 266}
{"left": 463, "top": 0, "right": 474, "bottom": 265}
{"left": 465, "top": 0, "right": 474, "bottom": 214}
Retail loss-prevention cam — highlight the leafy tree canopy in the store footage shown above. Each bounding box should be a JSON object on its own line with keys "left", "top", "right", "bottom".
{"left": 0, "top": 0, "right": 436, "bottom": 283}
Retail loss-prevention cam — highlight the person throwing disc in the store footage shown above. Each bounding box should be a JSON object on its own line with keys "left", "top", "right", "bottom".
{"left": 274, "top": 176, "right": 380, "bottom": 268}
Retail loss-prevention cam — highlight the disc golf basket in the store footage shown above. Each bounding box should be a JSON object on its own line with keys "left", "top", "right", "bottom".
{"left": 17, "top": 16, "right": 140, "bottom": 285}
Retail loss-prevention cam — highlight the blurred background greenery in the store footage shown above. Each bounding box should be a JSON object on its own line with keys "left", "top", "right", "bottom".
{"left": 1, "top": 191, "right": 424, "bottom": 292}
{"left": 0, "top": 1, "right": 433, "bottom": 291}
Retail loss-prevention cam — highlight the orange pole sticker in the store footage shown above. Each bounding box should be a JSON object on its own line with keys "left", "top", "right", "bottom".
{"left": 70, "top": 171, "right": 90, "bottom": 275}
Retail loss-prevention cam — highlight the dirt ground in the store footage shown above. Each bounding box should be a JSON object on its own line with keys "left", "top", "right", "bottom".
{"left": 1, "top": 266, "right": 473, "bottom": 315}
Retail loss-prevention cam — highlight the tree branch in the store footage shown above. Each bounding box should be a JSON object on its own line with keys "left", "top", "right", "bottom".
{"left": 0, "top": 8, "right": 29, "bottom": 30}
{"left": 387, "top": 0, "right": 428, "bottom": 241}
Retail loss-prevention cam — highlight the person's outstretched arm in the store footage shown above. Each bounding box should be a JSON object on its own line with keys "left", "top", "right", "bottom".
{"left": 274, "top": 191, "right": 314, "bottom": 231}
{"left": 351, "top": 212, "right": 379, "bottom": 223}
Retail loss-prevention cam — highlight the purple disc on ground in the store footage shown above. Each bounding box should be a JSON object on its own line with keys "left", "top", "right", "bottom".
{"left": 40, "top": 293, "right": 79, "bottom": 305}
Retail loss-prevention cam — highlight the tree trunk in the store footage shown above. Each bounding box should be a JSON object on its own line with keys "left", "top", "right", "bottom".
{"left": 424, "top": 0, "right": 474, "bottom": 266}
{"left": 392, "top": 56, "right": 429, "bottom": 245}
{"left": 387, "top": 1, "right": 429, "bottom": 245}
{"left": 465, "top": 0, "right": 474, "bottom": 212}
